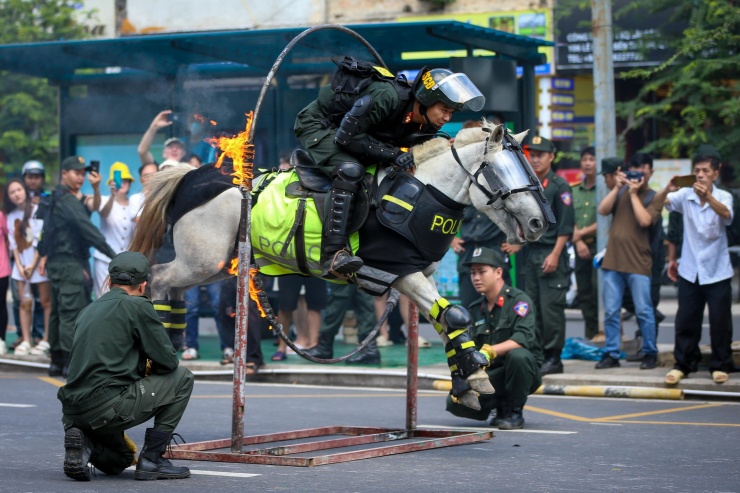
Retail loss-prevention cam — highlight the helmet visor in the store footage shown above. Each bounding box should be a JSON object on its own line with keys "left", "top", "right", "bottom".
{"left": 490, "top": 150, "right": 532, "bottom": 190}
{"left": 436, "top": 73, "right": 486, "bottom": 112}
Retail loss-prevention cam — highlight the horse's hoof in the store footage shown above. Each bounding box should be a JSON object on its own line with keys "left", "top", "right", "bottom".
{"left": 468, "top": 369, "right": 495, "bottom": 395}
{"left": 458, "top": 390, "right": 481, "bottom": 411}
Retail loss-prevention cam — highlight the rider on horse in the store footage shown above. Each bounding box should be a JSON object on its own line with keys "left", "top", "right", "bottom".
{"left": 294, "top": 60, "right": 485, "bottom": 278}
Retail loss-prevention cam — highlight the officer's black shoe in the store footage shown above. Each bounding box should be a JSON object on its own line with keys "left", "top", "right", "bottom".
{"left": 321, "top": 250, "right": 363, "bottom": 277}
{"left": 487, "top": 404, "right": 506, "bottom": 428}
{"left": 305, "top": 333, "right": 334, "bottom": 359}
{"left": 135, "top": 428, "right": 190, "bottom": 481}
{"left": 595, "top": 354, "right": 621, "bottom": 369}
{"left": 540, "top": 356, "right": 564, "bottom": 376}
{"left": 63, "top": 427, "right": 94, "bottom": 481}
{"left": 640, "top": 353, "right": 658, "bottom": 370}
{"left": 498, "top": 406, "right": 525, "bottom": 430}
{"left": 346, "top": 340, "right": 380, "bottom": 365}
{"left": 49, "top": 362, "right": 64, "bottom": 377}
{"left": 61, "top": 351, "right": 70, "bottom": 378}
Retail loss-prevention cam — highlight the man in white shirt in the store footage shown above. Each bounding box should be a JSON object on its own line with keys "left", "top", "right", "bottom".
{"left": 662, "top": 147, "right": 734, "bottom": 385}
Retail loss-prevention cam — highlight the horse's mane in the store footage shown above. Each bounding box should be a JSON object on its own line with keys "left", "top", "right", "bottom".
{"left": 129, "top": 165, "right": 192, "bottom": 262}
{"left": 412, "top": 118, "right": 499, "bottom": 163}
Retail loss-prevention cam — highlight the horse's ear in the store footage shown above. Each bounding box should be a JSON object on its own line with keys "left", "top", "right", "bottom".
{"left": 490, "top": 124, "right": 505, "bottom": 144}
{"left": 512, "top": 129, "right": 529, "bottom": 144}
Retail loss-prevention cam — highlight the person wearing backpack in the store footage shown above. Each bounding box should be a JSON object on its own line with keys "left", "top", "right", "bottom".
{"left": 294, "top": 56, "right": 485, "bottom": 277}
{"left": 596, "top": 155, "right": 665, "bottom": 370}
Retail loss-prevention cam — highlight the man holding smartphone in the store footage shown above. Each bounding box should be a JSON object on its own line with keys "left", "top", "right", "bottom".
{"left": 663, "top": 147, "right": 735, "bottom": 386}
{"left": 596, "top": 153, "right": 664, "bottom": 371}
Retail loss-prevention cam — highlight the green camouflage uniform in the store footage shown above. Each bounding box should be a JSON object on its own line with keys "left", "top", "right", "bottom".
{"left": 446, "top": 284, "right": 543, "bottom": 420}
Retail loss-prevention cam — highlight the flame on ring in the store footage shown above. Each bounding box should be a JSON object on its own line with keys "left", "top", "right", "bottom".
{"left": 206, "top": 110, "right": 255, "bottom": 189}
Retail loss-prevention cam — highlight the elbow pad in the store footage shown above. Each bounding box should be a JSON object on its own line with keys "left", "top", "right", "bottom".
{"left": 335, "top": 95, "right": 373, "bottom": 147}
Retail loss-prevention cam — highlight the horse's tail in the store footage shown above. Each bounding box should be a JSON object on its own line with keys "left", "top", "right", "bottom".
{"left": 129, "top": 165, "right": 192, "bottom": 262}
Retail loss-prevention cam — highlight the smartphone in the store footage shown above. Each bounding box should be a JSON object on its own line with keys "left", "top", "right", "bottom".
{"left": 113, "top": 170, "right": 122, "bottom": 189}
{"left": 625, "top": 170, "right": 643, "bottom": 181}
{"left": 674, "top": 174, "right": 697, "bottom": 188}
{"left": 89, "top": 160, "right": 100, "bottom": 174}
{"left": 168, "top": 112, "right": 181, "bottom": 123}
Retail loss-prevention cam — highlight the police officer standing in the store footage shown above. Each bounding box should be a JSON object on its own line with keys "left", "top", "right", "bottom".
{"left": 38, "top": 156, "right": 117, "bottom": 377}
{"left": 571, "top": 147, "right": 598, "bottom": 339}
{"left": 58, "top": 252, "right": 194, "bottom": 481}
{"left": 294, "top": 58, "right": 485, "bottom": 277}
{"left": 445, "top": 247, "right": 542, "bottom": 430}
{"left": 520, "top": 137, "right": 574, "bottom": 375}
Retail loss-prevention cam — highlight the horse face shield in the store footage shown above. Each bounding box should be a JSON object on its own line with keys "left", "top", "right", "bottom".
{"left": 481, "top": 133, "right": 556, "bottom": 228}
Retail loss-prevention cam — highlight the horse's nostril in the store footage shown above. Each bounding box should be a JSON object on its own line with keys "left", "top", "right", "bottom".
{"left": 528, "top": 218, "right": 543, "bottom": 232}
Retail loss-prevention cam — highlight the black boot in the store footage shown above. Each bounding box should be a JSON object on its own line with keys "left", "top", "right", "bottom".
{"left": 61, "top": 351, "right": 70, "bottom": 378}
{"left": 321, "top": 163, "right": 364, "bottom": 277}
{"left": 134, "top": 428, "right": 190, "bottom": 480}
{"left": 540, "top": 349, "right": 564, "bottom": 375}
{"left": 63, "top": 427, "right": 96, "bottom": 481}
{"left": 346, "top": 339, "right": 381, "bottom": 365}
{"left": 487, "top": 399, "right": 506, "bottom": 428}
{"left": 305, "top": 332, "right": 334, "bottom": 359}
{"left": 498, "top": 400, "right": 526, "bottom": 430}
{"left": 49, "top": 350, "right": 64, "bottom": 377}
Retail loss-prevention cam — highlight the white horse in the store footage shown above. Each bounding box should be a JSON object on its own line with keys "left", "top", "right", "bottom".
{"left": 130, "top": 121, "right": 549, "bottom": 409}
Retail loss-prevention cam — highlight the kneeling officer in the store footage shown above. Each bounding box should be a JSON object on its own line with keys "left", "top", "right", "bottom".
{"left": 57, "top": 252, "right": 194, "bottom": 481}
{"left": 446, "top": 247, "right": 543, "bottom": 429}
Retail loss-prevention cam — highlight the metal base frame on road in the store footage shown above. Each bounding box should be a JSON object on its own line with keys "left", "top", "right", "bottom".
{"left": 169, "top": 425, "right": 492, "bottom": 467}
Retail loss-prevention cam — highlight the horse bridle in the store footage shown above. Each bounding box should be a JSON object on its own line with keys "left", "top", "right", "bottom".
{"left": 450, "top": 128, "right": 556, "bottom": 226}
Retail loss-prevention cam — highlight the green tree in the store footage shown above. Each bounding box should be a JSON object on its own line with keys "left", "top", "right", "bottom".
{"left": 0, "top": 0, "right": 90, "bottom": 181}
{"left": 617, "top": 0, "right": 740, "bottom": 169}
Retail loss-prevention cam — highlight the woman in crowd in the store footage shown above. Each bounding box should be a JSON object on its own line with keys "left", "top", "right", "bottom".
{"left": 4, "top": 179, "right": 50, "bottom": 356}
{"left": 92, "top": 162, "right": 138, "bottom": 298}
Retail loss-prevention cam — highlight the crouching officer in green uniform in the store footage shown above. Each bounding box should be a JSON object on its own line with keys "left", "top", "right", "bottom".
{"left": 38, "top": 155, "right": 117, "bottom": 377}
{"left": 57, "top": 252, "right": 194, "bottom": 482}
{"left": 445, "top": 247, "right": 543, "bottom": 430}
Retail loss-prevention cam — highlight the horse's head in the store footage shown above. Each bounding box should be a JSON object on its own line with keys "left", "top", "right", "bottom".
{"left": 448, "top": 120, "right": 553, "bottom": 244}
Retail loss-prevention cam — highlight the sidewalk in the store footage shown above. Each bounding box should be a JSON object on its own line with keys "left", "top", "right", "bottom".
{"left": 3, "top": 284, "right": 739, "bottom": 398}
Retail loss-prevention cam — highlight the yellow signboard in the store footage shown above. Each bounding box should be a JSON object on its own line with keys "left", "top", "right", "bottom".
{"left": 399, "top": 10, "right": 552, "bottom": 73}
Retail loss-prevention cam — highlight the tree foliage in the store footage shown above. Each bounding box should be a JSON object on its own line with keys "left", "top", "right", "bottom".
{"left": 0, "top": 0, "right": 89, "bottom": 180}
{"left": 617, "top": 0, "right": 740, "bottom": 168}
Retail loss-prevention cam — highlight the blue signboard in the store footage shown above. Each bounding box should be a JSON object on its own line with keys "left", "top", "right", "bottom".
{"left": 552, "top": 93, "right": 575, "bottom": 106}
{"left": 551, "top": 77, "right": 575, "bottom": 91}
{"left": 551, "top": 127, "right": 575, "bottom": 140}
{"left": 551, "top": 110, "right": 575, "bottom": 122}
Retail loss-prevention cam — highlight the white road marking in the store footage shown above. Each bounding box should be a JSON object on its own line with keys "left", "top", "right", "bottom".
{"left": 418, "top": 424, "right": 577, "bottom": 434}
{"left": 0, "top": 403, "right": 35, "bottom": 408}
{"left": 125, "top": 466, "right": 259, "bottom": 478}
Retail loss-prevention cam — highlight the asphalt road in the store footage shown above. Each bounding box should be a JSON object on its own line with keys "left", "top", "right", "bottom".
{"left": 2, "top": 373, "right": 738, "bottom": 493}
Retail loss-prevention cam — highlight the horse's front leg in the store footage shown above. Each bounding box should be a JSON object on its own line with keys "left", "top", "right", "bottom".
{"left": 395, "top": 272, "right": 494, "bottom": 411}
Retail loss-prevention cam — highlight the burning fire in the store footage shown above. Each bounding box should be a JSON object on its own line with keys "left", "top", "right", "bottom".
{"left": 224, "top": 257, "right": 266, "bottom": 318}
{"left": 206, "top": 111, "right": 255, "bottom": 189}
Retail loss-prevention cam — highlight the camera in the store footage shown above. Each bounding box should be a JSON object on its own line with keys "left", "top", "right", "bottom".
{"left": 89, "top": 160, "right": 100, "bottom": 174}
{"left": 625, "top": 170, "right": 643, "bottom": 181}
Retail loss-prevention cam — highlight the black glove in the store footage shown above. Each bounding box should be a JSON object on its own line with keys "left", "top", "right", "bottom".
{"left": 393, "top": 151, "right": 415, "bottom": 171}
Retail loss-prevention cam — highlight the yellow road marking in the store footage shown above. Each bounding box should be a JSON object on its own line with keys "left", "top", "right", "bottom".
{"left": 607, "top": 419, "right": 740, "bottom": 427}
{"left": 523, "top": 405, "right": 594, "bottom": 422}
{"left": 595, "top": 402, "right": 725, "bottom": 421}
{"left": 38, "top": 376, "right": 64, "bottom": 387}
